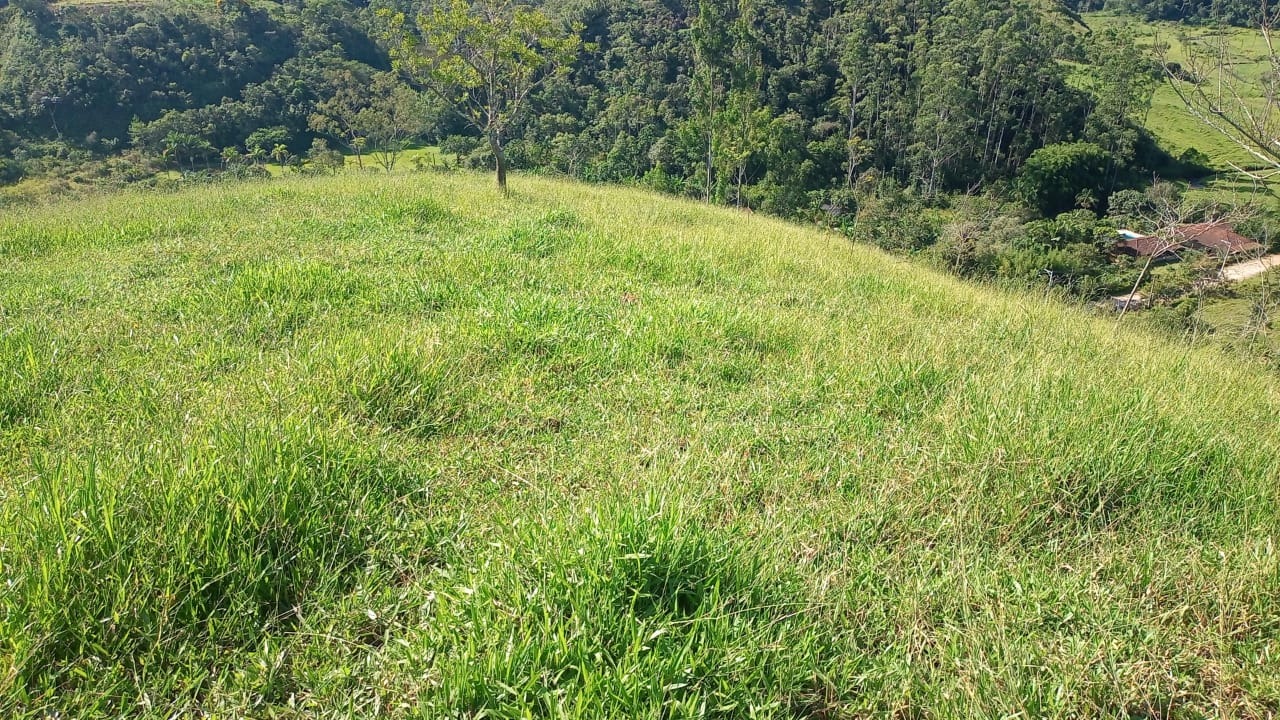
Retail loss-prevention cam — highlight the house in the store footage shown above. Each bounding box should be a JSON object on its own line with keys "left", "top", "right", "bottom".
{"left": 1172, "top": 223, "right": 1263, "bottom": 256}
{"left": 1115, "top": 223, "right": 1262, "bottom": 258}
{"left": 1116, "top": 234, "right": 1175, "bottom": 258}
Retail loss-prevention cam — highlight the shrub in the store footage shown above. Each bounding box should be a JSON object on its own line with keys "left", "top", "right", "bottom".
{"left": 0, "top": 157, "right": 24, "bottom": 185}
{"left": 439, "top": 134, "right": 483, "bottom": 167}
{"left": 1016, "top": 142, "right": 1111, "bottom": 217}
{"left": 848, "top": 186, "right": 940, "bottom": 252}
{"left": 306, "top": 138, "right": 345, "bottom": 174}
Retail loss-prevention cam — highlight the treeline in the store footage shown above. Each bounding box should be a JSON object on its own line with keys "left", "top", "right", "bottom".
{"left": 0, "top": 0, "right": 389, "bottom": 178}
{"left": 469, "top": 0, "right": 1191, "bottom": 221}
{"left": 2, "top": 0, "right": 1187, "bottom": 207}
{"left": 1065, "top": 0, "right": 1259, "bottom": 25}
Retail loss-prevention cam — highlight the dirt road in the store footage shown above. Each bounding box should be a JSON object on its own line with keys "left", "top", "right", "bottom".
{"left": 1220, "top": 254, "right": 1280, "bottom": 282}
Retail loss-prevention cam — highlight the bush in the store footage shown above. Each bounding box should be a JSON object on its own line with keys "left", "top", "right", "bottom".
{"left": 927, "top": 213, "right": 1024, "bottom": 276}
{"left": 1107, "top": 188, "right": 1150, "bottom": 224}
{"left": 1016, "top": 142, "right": 1111, "bottom": 217}
{"left": 1177, "top": 147, "right": 1213, "bottom": 177}
{"left": 306, "top": 138, "right": 345, "bottom": 174}
{"left": 1237, "top": 210, "right": 1280, "bottom": 252}
{"left": 0, "top": 157, "right": 24, "bottom": 185}
{"left": 439, "top": 135, "right": 483, "bottom": 166}
{"left": 1022, "top": 210, "right": 1111, "bottom": 249}
{"left": 639, "top": 167, "right": 687, "bottom": 195}
{"left": 848, "top": 184, "right": 940, "bottom": 252}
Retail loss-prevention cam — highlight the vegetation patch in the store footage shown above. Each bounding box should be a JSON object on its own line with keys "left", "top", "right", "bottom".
{"left": 493, "top": 208, "right": 584, "bottom": 259}
{"left": 0, "top": 326, "right": 64, "bottom": 428}
{"left": 863, "top": 359, "right": 954, "bottom": 427}
{"left": 404, "top": 493, "right": 845, "bottom": 716}
{"left": 218, "top": 259, "right": 366, "bottom": 345}
{"left": 382, "top": 197, "right": 453, "bottom": 232}
{"left": 0, "top": 425, "right": 416, "bottom": 713}
{"left": 329, "top": 333, "right": 470, "bottom": 439}
{"left": 609, "top": 242, "right": 722, "bottom": 288}
{"left": 2, "top": 174, "right": 1280, "bottom": 717}
{"left": 0, "top": 215, "right": 164, "bottom": 260}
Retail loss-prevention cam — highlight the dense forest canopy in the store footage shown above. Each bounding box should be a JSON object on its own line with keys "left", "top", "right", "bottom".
{"left": 0, "top": 0, "right": 1182, "bottom": 211}
{"left": 0, "top": 0, "right": 388, "bottom": 160}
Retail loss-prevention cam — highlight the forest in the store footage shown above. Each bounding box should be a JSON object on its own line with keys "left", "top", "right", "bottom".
{"left": 0, "top": 0, "right": 1274, "bottom": 313}
{"left": 0, "top": 0, "right": 1175, "bottom": 195}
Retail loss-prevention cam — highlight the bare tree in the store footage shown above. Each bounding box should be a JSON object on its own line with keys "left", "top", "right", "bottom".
{"left": 1159, "top": 2, "right": 1280, "bottom": 181}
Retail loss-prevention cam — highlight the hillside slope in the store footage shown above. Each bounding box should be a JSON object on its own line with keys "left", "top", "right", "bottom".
{"left": 3, "top": 172, "right": 1280, "bottom": 717}
{"left": 1085, "top": 12, "right": 1276, "bottom": 174}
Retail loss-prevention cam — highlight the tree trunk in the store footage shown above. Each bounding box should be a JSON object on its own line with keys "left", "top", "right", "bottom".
{"left": 489, "top": 131, "right": 508, "bottom": 193}
{"left": 847, "top": 81, "right": 858, "bottom": 188}
{"left": 1117, "top": 253, "right": 1156, "bottom": 322}
{"left": 705, "top": 129, "right": 713, "bottom": 203}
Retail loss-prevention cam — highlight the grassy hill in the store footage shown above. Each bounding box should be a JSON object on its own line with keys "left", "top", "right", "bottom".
{"left": 3, "top": 171, "right": 1280, "bottom": 718}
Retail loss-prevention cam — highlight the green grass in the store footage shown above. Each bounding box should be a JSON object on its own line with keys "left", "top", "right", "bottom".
{"left": 1085, "top": 12, "right": 1277, "bottom": 174}
{"left": 1193, "top": 272, "right": 1280, "bottom": 357}
{"left": 3, "top": 170, "right": 1280, "bottom": 717}
{"left": 262, "top": 146, "right": 444, "bottom": 176}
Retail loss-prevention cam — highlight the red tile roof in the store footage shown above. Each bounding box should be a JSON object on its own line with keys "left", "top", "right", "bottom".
{"left": 1118, "top": 234, "right": 1175, "bottom": 257}
{"left": 1116, "top": 223, "right": 1262, "bottom": 257}
{"left": 1173, "top": 223, "right": 1263, "bottom": 255}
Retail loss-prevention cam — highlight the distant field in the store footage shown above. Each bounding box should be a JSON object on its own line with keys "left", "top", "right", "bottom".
{"left": 1184, "top": 172, "right": 1280, "bottom": 208}
{"left": 260, "top": 145, "right": 442, "bottom": 176}
{"left": 338, "top": 145, "right": 443, "bottom": 171}
{"left": 3, "top": 170, "right": 1280, "bottom": 717}
{"left": 1084, "top": 12, "right": 1275, "bottom": 173}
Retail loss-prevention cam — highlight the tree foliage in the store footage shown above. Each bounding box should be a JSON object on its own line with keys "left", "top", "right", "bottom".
{"left": 381, "top": 0, "right": 583, "bottom": 190}
{"left": 311, "top": 71, "right": 427, "bottom": 173}
{"left": 1017, "top": 142, "right": 1112, "bottom": 216}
